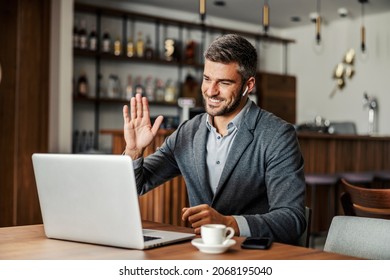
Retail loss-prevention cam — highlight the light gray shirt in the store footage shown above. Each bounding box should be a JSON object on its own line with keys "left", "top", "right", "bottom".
{"left": 205, "top": 99, "right": 252, "bottom": 236}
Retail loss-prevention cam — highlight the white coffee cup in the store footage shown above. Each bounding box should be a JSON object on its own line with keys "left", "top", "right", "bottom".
{"left": 201, "top": 224, "right": 235, "bottom": 245}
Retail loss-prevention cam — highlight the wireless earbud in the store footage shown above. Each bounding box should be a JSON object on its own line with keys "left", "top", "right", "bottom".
{"left": 242, "top": 86, "right": 249, "bottom": 96}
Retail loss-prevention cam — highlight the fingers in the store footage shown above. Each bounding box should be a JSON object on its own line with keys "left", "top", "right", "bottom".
{"left": 151, "top": 115, "right": 164, "bottom": 135}
{"left": 123, "top": 105, "right": 129, "bottom": 124}
{"left": 182, "top": 205, "right": 213, "bottom": 229}
{"left": 130, "top": 96, "right": 136, "bottom": 121}
{"left": 136, "top": 94, "right": 143, "bottom": 120}
{"left": 130, "top": 94, "right": 152, "bottom": 121}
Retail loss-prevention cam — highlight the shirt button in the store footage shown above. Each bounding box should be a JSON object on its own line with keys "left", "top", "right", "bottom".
{"left": 216, "top": 161, "right": 220, "bottom": 164}
{"left": 217, "top": 136, "right": 221, "bottom": 140}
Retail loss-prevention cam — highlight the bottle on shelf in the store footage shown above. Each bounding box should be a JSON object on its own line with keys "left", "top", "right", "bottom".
{"left": 77, "top": 72, "right": 89, "bottom": 97}
{"left": 164, "top": 79, "right": 177, "bottom": 103}
{"left": 144, "top": 35, "right": 154, "bottom": 59}
{"left": 102, "top": 31, "right": 111, "bottom": 53}
{"left": 127, "top": 37, "right": 135, "bottom": 57}
{"left": 185, "top": 40, "right": 197, "bottom": 64}
{"left": 134, "top": 76, "right": 145, "bottom": 96}
{"left": 182, "top": 73, "right": 201, "bottom": 106}
{"left": 107, "top": 74, "right": 121, "bottom": 98}
{"left": 125, "top": 75, "right": 133, "bottom": 100}
{"left": 88, "top": 28, "right": 98, "bottom": 51}
{"left": 114, "top": 37, "right": 121, "bottom": 56}
{"left": 73, "top": 21, "right": 80, "bottom": 49}
{"left": 144, "top": 76, "right": 155, "bottom": 101}
{"left": 136, "top": 31, "right": 144, "bottom": 58}
{"left": 154, "top": 78, "right": 165, "bottom": 102}
{"left": 78, "top": 19, "right": 88, "bottom": 50}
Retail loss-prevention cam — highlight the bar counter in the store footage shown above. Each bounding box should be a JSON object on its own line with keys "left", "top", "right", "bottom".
{"left": 298, "top": 132, "right": 390, "bottom": 174}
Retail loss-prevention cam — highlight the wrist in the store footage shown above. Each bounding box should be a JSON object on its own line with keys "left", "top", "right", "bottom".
{"left": 124, "top": 147, "right": 144, "bottom": 159}
{"left": 225, "top": 216, "right": 240, "bottom": 236}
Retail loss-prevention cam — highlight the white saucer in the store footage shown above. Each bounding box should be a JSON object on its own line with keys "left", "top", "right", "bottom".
{"left": 191, "top": 238, "right": 236, "bottom": 254}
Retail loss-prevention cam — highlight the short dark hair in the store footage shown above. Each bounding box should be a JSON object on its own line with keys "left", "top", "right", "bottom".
{"left": 204, "top": 34, "right": 257, "bottom": 82}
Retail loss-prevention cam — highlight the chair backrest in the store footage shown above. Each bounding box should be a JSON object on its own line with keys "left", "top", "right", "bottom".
{"left": 297, "top": 206, "right": 312, "bottom": 247}
{"left": 340, "top": 178, "right": 390, "bottom": 219}
{"left": 324, "top": 216, "right": 390, "bottom": 259}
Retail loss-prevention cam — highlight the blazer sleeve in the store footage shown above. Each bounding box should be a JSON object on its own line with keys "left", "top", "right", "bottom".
{"left": 243, "top": 122, "right": 306, "bottom": 244}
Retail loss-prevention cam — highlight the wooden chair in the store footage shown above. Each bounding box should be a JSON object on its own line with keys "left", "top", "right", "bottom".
{"left": 340, "top": 178, "right": 390, "bottom": 219}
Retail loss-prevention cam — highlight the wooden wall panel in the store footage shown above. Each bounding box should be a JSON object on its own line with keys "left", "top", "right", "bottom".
{"left": 0, "top": 0, "right": 50, "bottom": 226}
{"left": 256, "top": 72, "right": 296, "bottom": 124}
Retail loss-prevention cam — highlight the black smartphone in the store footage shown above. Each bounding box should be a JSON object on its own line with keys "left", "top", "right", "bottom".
{"left": 241, "top": 237, "right": 273, "bottom": 250}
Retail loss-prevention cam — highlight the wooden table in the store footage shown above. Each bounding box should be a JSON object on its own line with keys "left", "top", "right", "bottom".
{"left": 0, "top": 221, "right": 359, "bottom": 260}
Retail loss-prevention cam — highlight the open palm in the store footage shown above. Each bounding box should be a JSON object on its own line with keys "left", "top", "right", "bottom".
{"left": 123, "top": 94, "right": 163, "bottom": 159}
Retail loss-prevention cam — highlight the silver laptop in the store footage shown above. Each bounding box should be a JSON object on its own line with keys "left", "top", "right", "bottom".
{"left": 32, "top": 153, "right": 195, "bottom": 249}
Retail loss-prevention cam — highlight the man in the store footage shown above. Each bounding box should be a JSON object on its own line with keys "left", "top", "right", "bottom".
{"left": 123, "top": 34, "right": 306, "bottom": 244}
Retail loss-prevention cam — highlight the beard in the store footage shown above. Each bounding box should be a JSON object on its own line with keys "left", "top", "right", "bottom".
{"left": 202, "top": 91, "right": 243, "bottom": 117}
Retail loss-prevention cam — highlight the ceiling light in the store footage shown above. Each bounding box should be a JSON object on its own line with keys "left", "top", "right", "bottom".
{"left": 338, "top": 7, "right": 348, "bottom": 17}
{"left": 309, "top": 12, "right": 318, "bottom": 23}
{"left": 359, "top": 0, "right": 368, "bottom": 53}
{"left": 262, "top": 0, "right": 270, "bottom": 34}
{"left": 199, "top": 0, "right": 206, "bottom": 22}
{"left": 315, "top": 0, "right": 322, "bottom": 44}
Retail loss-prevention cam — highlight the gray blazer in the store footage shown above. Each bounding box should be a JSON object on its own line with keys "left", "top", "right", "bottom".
{"left": 135, "top": 101, "right": 306, "bottom": 244}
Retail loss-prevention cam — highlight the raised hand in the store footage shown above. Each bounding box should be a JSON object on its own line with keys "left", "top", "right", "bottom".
{"left": 122, "top": 94, "right": 164, "bottom": 159}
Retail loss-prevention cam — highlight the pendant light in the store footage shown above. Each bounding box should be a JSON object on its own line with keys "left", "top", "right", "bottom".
{"left": 199, "top": 0, "right": 206, "bottom": 23}
{"left": 315, "top": 0, "right": 321, "bottom": 45}
{"left": 359, "top": 0, "right": 368, "bottom": 53}
{"left": 262, "top": 0, "right": 270, "bottom": 34}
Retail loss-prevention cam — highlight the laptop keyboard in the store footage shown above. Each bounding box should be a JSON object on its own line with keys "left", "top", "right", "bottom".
{"left": 144, "top": 235, "right": 162, "bottom": 242}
